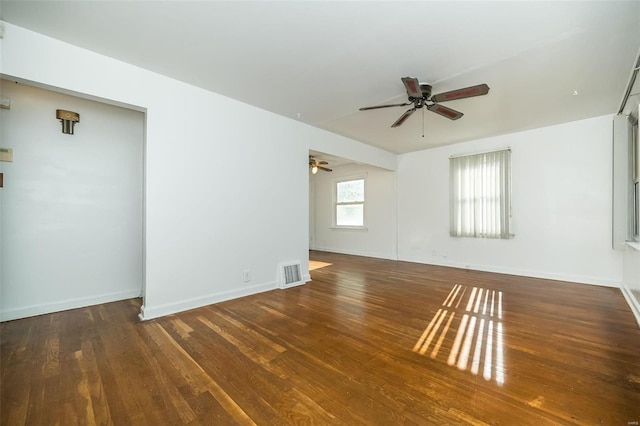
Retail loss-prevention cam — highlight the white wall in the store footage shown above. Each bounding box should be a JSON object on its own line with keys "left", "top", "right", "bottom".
{"left": 0, "top": 80, "right": 143, "bottom": 321}
{"left": 0, "top": 22, "right": 397, "bottom": 320}
{"left": 310, "top": 163, "right": 397, "bottom": 260}
{"left": 398, "top": 115, "right": 623, "bottom": 287}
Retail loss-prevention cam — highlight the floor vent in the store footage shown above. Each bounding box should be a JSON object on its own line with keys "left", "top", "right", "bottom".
{"left": 279, "top": 262, "right": 304, "bottom": 289}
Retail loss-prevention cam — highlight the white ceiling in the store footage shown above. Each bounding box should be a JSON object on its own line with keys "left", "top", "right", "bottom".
{"left": 2, "top": 1, "right": 639, "bottom": 154}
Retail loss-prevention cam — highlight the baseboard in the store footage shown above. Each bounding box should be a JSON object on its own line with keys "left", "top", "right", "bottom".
{"left": 620, "top": 284, "right": 640, "bottom": 328}
{"left": 0, "top": 288, "right": 142, "bottom": 322}
{"left": 313, "top": 247, "right": 397, "bottom": 261}
{"left": 398, "top": 255, "right": 621, "bottom": 288}
{"left": 139, "top": 280, "right": 277, "bottom": 321}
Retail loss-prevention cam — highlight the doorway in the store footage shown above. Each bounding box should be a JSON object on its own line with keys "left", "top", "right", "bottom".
{"left": 0, "top": 80, "right": 145, "bottom": 321}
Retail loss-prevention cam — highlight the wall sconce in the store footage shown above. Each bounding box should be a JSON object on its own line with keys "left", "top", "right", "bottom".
{"left": 56, "top": 109, "right": 80, "bottom": 134}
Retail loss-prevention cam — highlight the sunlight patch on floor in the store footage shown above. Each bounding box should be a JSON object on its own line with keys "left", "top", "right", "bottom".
{"left": 309, "top": 261, "right": 333, "bottom": 271}
{"left": 413, "top": 284, "right": 505, "bottom": 386}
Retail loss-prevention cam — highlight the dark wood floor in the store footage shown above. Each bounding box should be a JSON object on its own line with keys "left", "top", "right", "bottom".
{"left": 2, "top": 251, "right": 640, "bottom": 425}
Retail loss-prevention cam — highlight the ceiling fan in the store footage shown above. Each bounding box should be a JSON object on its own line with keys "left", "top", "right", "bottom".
{"left": 309, "top": 156, "right": 332, "bottom": 174}
{"left": 359, "top": 77, "right": 490, "bottom": 127}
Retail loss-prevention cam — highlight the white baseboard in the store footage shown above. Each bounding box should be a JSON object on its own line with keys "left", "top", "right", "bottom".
{"left": 621, "top": 284, "right": 640, "bottom": 328}
{"left": 313, "top": 247, "right": 397, "bottom": 261}
{"left": 314, "top": 249, "right": 620, "bottom": 287}
{"left": 397, "top": 255, "right": 621, "bottom": 288}
{"left": 0, "top": 289, "right": 142, "bottom": 322}
{"left": 139, "top": 280, "right": 277, "bottom": 321}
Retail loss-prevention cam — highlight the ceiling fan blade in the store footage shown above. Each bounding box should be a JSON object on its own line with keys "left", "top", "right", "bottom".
{"left": 359, "top": 102, "right": 411, "bottom": 111}
{"left": 318, "top": 161, "right": 328, "bottom": 165}
{"left": 391, "top": 108, "right": 416, "bottom": 127}
{"left": 431, "top": 83, "right": 490, "bottom": 103}
{"left": 427, "top": 104, "right": 463, "bottom": 120}
{"left": 401, "top": 77, "right": 422, "bottom": 98}
{"left": 318, "top": 166, "right": 333, "bottom": 172}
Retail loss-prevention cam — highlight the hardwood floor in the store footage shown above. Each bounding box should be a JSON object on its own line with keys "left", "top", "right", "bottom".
{"left": 2, "top": 251, "right": 640, "bottom": 425}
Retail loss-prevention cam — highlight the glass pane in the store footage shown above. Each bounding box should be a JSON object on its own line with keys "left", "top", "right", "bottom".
{"left": 336, "top": 204, "right": 364, "bottom": 226}
{"left": 635, "top": 182, "right": 639, "bottom": 237}
{"left": 337, "top": 179, "right": 364, "bottom": 203}
{"left": 634, "top": 120, "right": 639, "bottom": 180}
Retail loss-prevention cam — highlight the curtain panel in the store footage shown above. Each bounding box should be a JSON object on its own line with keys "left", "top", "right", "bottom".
{"left": 449, "top": 149, "right": 512, "bottom": 239}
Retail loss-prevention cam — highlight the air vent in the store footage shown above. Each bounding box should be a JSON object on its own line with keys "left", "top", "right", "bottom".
{"left": 279, "top": 262, "right": 304, "bottom": 289}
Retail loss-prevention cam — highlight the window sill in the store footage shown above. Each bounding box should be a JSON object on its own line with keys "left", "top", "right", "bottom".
{"left": 626, "top": 241, "right": 640, "bottom": 251}
{"left": 331, "top": 226, "right": 368, "bottom": 231}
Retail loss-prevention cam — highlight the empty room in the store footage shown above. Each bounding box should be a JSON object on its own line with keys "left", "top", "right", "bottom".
{"left": 1, "top": 1, "right": 640, "bottom": 424}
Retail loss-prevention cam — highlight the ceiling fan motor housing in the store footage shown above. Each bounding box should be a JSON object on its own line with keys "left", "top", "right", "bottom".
{"left": 408, "top": 84, "right": 432, "bottom": 108}
{"left": 419, "top": 84, "right": 432, "bottom": 98}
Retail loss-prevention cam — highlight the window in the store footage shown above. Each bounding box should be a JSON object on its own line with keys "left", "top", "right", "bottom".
{"left": 335, "top": 177, "right": 365, "bottom": 227}
{"left": 631, "top": 106, "right": 639, "bottom": 240}
{"left": 450, "top": 149, "right": 512, "bottom": 239}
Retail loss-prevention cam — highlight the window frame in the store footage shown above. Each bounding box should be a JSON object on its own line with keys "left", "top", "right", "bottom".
{"left": 630, "top": 106, "right": 639, "bottom": 241}
{"left": 332, "top": 174, "right": 367, "bottom": 230}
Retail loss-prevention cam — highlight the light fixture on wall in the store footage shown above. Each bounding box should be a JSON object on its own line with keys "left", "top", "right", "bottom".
{"left": 56, "top": 109, "right": 80, "bottom": 135}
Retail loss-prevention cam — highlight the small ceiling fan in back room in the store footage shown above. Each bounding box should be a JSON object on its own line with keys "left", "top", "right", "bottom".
{"left": 309, "top": 156, "right": 332, "bottom": 174}
{"left": 359, "top": 77, "right": 490, "bottom": 129}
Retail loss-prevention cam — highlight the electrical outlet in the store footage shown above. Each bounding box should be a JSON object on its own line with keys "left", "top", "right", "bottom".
{"left": 243, "top": 270, "right": 251, "bottom": 282}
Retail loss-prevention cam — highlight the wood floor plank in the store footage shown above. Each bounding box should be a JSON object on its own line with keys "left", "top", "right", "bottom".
{"left": 2, "top": 251, "right": 640, "bottom": 424}
{"left": 143, "top": 321, "right": 256, "bottom": 424}
{"left": 86, "top": 319, "right": 132, "bottom": 426}
{"left": 77, "top": 339, "right": 113, "bottom": 425}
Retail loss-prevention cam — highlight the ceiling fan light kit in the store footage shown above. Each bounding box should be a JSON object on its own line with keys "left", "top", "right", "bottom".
{"left": 359, "top": 77, "right": 490, "bottom": 128}
{"left": 309, "top": 156, "right": 332, "bottom": 174}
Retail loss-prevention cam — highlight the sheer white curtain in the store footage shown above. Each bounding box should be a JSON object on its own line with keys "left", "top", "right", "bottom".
{"left": 450, "top": 149, "right": 512, "bottom": 239}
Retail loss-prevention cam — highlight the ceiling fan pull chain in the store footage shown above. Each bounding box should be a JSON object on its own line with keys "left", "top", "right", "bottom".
{"left": 422, "top": 107, "right": 425, "bottom": 138}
